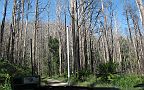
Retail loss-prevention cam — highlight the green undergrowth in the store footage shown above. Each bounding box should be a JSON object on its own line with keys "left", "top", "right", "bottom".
{"left": 0, "top": 59, "right": 31, "bottom": 90}
{"left": 42, "top": 61, "right": 144, "bottom": 90}
{"left": 45, "top": 74, "right": 144, "bottom": 90}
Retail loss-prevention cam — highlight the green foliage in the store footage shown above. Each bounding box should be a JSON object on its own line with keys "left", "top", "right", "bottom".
{"left": 59, "top": 69, "right": 93, "bottom": 85}
{"left": 112, "top": 75, "right": 143, "bottom": 89}
{"left": 0, "top": 74, "right": 11, "bottom": 90}
{"left": 0, "top": 59, "right": 31, "bottom": 90}
{"left": 71, "top": 74, "right": 97, "bottom": 87}
{"left": 48, "top": 73, "right": 144, "bottom": 89}
{"left": 78, "top": 69, "right": 91, "bottom": 82}
{"left": 49, "top": 36, "right": 59, "bottom": 55}
{"left": 0, "top": 60, "right": 17, "bottom": 76}
{"left": 68, "top": 74, "right": 79, "bottom": 85}
{"left": 98, "top": 61, "right": 118, "bottom": 74}
{"left": 48, "top": 36, "right": 59, "bottom": 75}
{"left": 96, "top": 74, "right": 144, "bottom": 89}
{"left": 61, "top": 70, "right": 94, "bottom": 85}
{"left": 97, "top": 61, "right": 118, "bottom": 82}
{"left": 0, "top": 59, "right": 31, "bottom": 77}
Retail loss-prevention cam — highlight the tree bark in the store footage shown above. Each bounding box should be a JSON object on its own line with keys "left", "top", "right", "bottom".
{"left": 70, "top": 0, "right": 76, "bottom": 74}
{"left": 11, "top": 0, "right": 17, "bottom": 64}
{"left": 33, "top": 0, "right": 39, "bottom": 75}
{"left": 0, "top": 0, "right": 8, "bottom": 58}
{"left": 135, "top": 0, "right": 144, "bottom": 26}
{"left": 23, "top": 0, "right": 30, "bottom": 63}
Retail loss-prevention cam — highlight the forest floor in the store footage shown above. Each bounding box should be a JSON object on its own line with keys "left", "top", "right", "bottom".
{"left": 41, "top": 78, "right": 142, "bottom": 90}
{"left": 41, "top": 75, "right": 144, "bottom": 90}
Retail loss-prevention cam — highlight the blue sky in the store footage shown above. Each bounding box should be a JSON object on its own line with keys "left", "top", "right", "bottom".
{"left": 112, "top": 0, "right": 139, "bottom": 35}
{"left": 0, "top": 0, "right": 57, "bottom": 21}
{"left": 0, "top": 0, "right": 139, "bottom": 33}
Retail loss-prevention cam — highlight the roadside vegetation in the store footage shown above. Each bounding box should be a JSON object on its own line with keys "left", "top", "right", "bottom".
{"left": 0, "top": 59, "right": 31, "bottom": 90}
{"left": 42, "top": 61, "right": 144, "bottom": 90}
{"left": 1, "top": 59, "right": 144, "bottom": 90}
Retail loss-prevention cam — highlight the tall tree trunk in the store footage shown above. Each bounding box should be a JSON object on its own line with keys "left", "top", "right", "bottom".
{"left": 135, "top": 0, "right": 144, "bottom": 26}
{"left": 90, "top": 31, "right": 94, "bottom": 73}
{"left": 33, "top": 0, "right": 39, "bottom": 75}
{"left": 23, "top": 0, "right": 30, "bottom": 63}
{"left": 84, "top": 28, "right": 88, "bottom": 70}
{"left": 11, "top": 0, "right": 17, "bottom": 64}
{"left": 137, "top": 22, "right": 144, "bottom": 73}
{"left": 75, "top": 0, "right": 80, "bottom": 74}
{"left": 0, "top": 0, "right": 8, "bottom": 58}
{"left": 21, "top": 0, "right": 25, "bottom": 64}
{"left": 56, "top": 0, "right": 63, "bottom": 75}
{"left": 59, "top": 35, "right": 62, "bottom": 75}
{"left": 125, "top": 9, "right": 135, "bottom": 73}
{"left": 114, "top": 15, "right": 122, "bottom": 71}
{"left": 63, "top": 0, "right": 68, "bottom": 73}
{"left": 101, "top": 0, "right": 109, "bottom": 62}
{"left": 16, "top": 0, "right": 21, "bottom": 64}
{"left": 130, "top": 14, "right": 141, "bottom": 73}
{"left": 70, "top": 0, "right": 76, "bottom": 74}
{"left": 46, "top": 0, "right": 51, "bottom": 76}
{"left": 7, "top": 25, "right": 12, "bottom": 61}
{"left": 110, "top": 10, "right": 114, "bottom": 62}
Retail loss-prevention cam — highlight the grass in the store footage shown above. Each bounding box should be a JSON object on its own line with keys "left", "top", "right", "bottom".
{"left": 45, "top": 74, "right": 144, "bottom": 90}
{"left": 0, "top": 74, "right": 143, "bottom": 90}
{"left": 112, "top": 74, "right": 143, "bottom": 89}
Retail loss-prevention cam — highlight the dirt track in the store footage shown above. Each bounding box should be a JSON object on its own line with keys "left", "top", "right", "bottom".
{"left": 42, "top": 79, "right": 68, "bottom": 86}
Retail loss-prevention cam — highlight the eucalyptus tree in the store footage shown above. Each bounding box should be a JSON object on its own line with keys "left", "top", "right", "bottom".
{"left": 135, "top": 0, "right": 144, "bottom": 26}
{"left": 0, "top": 0, "right": 8, "bottom": 58}
{"left": 33, "top": 0, "right": 39, "bottom": 75}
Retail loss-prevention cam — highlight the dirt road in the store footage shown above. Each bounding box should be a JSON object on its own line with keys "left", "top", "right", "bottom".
{"left": 42, "top": 79, "right": 68, "bottom": 86}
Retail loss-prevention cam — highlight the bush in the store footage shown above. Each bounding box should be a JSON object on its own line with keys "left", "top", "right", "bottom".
{"left": 0, "top": 59, "right": 31, "bottom": 90}
{"left": 78, "top": 69, "right": 91, "bottom": 82}
{"left": 0, "top": 59, "right": 31, "bottom": 77}
{"left": 97, "top": 61, "right": 118, "bottom": 82}
{"left": 112, "top": 74, "right": 143, "bottom": 89}
{"left": 96, "top": 74, "right": 144, "bottom": 89}
{"left": 70, "top": 74, "right": 79, "bottom": 85}
{"left": 0, "top": 74, "right": 11, "bottom": 90}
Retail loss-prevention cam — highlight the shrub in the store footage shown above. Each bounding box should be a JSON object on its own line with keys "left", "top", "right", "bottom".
{"left": 78, "top": 69, "right": 91, "bottom": 82}
{"left": 0, "top": 59, "right": 31, "bottom": 77}
{"left": 111, "top": 74, "right": 143, "bottom": 89}
{"left": 0, "top": 59, "right": 31, "bottom": 90}
{"left": 0, "top": 74, "right": 11, "bottom": 90}
{"left": 97, "top": 61, "right": 118, "bottom": 82}
{"left": 70, "top": 76, "right": 78, "bottom": 85}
